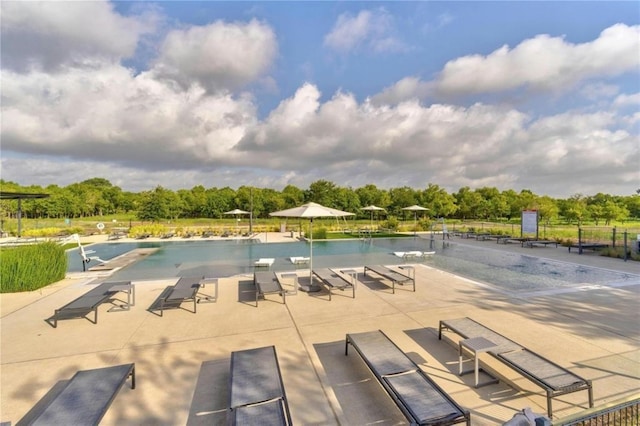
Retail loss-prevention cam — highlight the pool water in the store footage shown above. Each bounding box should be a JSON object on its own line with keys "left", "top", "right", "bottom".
{"left": 67, "top": 238, "right": 640, "bottom": 293}
{"left": 431, "top": 242, "right": 640, "bottom": 293}
{"left": 67, "top": 238, "right": 426, "bottom": 280}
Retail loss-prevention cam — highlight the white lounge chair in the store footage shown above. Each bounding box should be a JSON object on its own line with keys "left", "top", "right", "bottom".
{"left": 254, "top": 258, "right": 275, "bottom": 268}
{"left": 289, "top": 256, "right": 310, "bottom": 265}
{"left": 393, "top": 251, "right": 435, "bottom": 260}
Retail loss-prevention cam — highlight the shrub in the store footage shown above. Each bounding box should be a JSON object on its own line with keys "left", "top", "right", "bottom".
{"left": 312, "top": 227, "right": 327, "bottom": 239}
{"left": 0, "top": 242, "right": 67, "bottom": 293}
{"left": 381, "top": 216, "right": 399, "bottom": 231}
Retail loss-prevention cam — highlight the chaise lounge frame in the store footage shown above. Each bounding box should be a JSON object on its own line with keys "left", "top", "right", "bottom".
{"left": 253, "top": 271, "right": 286, "bottom": 306}
{"left": 346, "top": 330, "right": 470, "bottom": 425}
{"left": 364, "top": 265, "right": 415, "bottom": 293}
{"left": 47, "top": 280, "right": 134, "bottom": 328}
{"left": 438, "top": 317, "right": 593, "bottom": 418}
{"left": 156, "top": 276, "right": 204, "bottom": 316}
{"left": 228, "top": 345, "right": 292, "bottom": 425}
{"left": 16, "top": 363, "right": 135, "bottom": 425}
{"left": 312, "top": 268, "right": 355, "bottom": 300}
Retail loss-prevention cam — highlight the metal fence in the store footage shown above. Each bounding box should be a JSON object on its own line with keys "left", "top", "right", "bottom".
{"left": 555, "top": 397, "right": 640, "bottom": 426}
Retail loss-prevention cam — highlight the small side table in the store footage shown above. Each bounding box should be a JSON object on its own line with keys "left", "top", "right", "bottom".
{"left": 340, "top": 269, "right": 358, "bottom": 287}
{"left": 281, "top": 273, "right": 298, "bottom": 295}
{"left": 459, "top": 337, "right": 499, "bottom": 388}
{"left": 108, "top": 281, "right": 135, "bottom": 312}
{"left": 198, "top": 278, "right": 219, "bottom": 303}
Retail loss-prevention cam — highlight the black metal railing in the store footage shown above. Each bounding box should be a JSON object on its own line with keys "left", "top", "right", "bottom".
{"left": 555, "top": 397, "right": 639, "bottom": 426}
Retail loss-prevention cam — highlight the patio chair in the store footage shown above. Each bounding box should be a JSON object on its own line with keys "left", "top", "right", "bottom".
{"left": 346, "top": 330, "right": 470, "bottom": 425}
{"left": 16, "top": 363, "right": 135, "bottom": 425}
{"left": 253, "top": 271, "right": 286, "bottom": 307}
{"left": 154, "top": 276, "right": 204, "bottom": 316}
{"left": 312, "top": 268, "right": 355, "bottom": 300}
{"left": 228, "top": 346, "right": 292, "bottom": 425}
{"left": 439, "top": 317, "right": 593, "bottom": 418}
{"left": 364, "top": 265, "right": 415, "bottom": 293}
{"left": 47, "top": 281, "right": 134, "bottom": 328}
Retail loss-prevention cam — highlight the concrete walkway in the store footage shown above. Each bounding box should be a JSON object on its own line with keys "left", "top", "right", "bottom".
{"left": 1, "top": 233, "right": 639, "bottom": 425}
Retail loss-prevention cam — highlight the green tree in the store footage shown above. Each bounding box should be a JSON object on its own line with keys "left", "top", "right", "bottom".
{"left": 454, "top": 187, "right": 482, "bottom": 219}
{"left": 306, "top": 180, "right": 338, "bottom": 206}
{"left": 419, "top": 184, "right": 457, "bottom": 218}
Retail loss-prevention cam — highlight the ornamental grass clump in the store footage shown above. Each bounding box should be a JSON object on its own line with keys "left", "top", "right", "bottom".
{"left": 0, "top": 242, "right": 67, "bottom": 293}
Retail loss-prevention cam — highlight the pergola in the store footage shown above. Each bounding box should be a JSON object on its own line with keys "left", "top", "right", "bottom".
{"left": 0, "top": 191, "right": 50, "bottom": 237}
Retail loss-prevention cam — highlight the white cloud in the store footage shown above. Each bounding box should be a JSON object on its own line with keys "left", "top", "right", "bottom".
{"left": 0, "top": 0, "right": 158, "bottom": 71}
{"left": 436, "top": 23, "right": 640, "bottom": 96}
{"left": 324, "top": 9, "right": 405, "bottom": 54}
{"left": 370, "top": 76, "right": 432, "bottom": 105}
{"left": 1, "top": 65, "right": 257, "bottom": 169}
{"left": 152, "top": 19, "right": 277, "bottom": 92}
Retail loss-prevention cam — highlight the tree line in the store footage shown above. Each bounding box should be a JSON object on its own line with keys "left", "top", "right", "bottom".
{"left": 1, "top": 178, "right": 638, "bottom": 226}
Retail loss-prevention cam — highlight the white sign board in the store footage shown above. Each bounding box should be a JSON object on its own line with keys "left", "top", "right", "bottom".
{"left": 521, "top": 210, "right": 538, "bottom": 235}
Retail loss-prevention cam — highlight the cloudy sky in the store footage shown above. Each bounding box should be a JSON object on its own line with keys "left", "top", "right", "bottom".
{"left": 1, "top": 1, "right": 638, "bottom": 197}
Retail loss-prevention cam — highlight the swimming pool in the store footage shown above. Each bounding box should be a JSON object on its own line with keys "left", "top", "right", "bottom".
{"left": 67, "top": 238, "right": 427, "bottom": 280}
{"left": 67, "top": 238, "right": 640, "bottom": 293}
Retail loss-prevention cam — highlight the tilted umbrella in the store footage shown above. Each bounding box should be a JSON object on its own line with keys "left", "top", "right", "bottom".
{"left": 270, "top": 202, "right": 354, "bottom": 292}
{"left": 402, "top": 205, "right": 429, "bottom": 235}
{"left": 224, "top": 209, "right": 250, "bottom": 235}
{"left": 361, "top": 205, "right": 385, "bottom": 229}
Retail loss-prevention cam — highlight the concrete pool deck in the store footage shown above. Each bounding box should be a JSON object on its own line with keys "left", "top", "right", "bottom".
{"left": 1, "top": 232, "right": 639, "bottom": 424}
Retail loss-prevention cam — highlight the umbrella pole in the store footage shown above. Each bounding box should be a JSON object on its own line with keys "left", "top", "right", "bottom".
{"left": 301, "top": 218, "right": 320, "bottom": 292}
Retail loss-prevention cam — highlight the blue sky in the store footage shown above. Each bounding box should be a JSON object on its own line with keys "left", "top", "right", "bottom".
{"left": 1, "top": 1, "right": 638, "bottom": 197}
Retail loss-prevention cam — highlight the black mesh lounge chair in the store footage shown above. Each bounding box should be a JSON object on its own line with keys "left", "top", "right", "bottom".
{"left": 16, "top": 363, "right": 135, "bottom": 426}
{"left": 439, "top": 317, "right": 593, "bottom": 418}
{"left": 364, "top": 265, "right": 415, "bottom": 293}
{"left": 312, "top": 268, "right": 355, "bottom": 300}
{"left": 253, "top": 271, "right": 286, "bottom": 307}
{"left": 47, "top": 281, "right": 134, "bottom": 328}
{"left": 228, "top": 346, "right": 292, "bottom": 426}
{"left": 346, "top": 330, "right": 470, "bottom": 425}
{"left": 156, "top": 276, "right": 204, "bottom": 316}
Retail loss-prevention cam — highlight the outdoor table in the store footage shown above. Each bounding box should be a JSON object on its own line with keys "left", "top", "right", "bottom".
{"left": 108, "top": 281, "right": 135, "bottom": 312}
{"left": 459, "top": 337, "right": 500, "bottom": 388}
{"left": 199, "top": 278, "right": 219, "bottom": 303}
{"left": 281, "top": 273, "right": 298, "bottom": 295}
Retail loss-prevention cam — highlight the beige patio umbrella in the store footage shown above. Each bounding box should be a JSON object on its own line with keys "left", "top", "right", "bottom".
{"left": 361, "top": 205, "right": 385, "bottom": 229}
{"left": 224, "top": 209, "right": 250, "bottom": 235}
{"left": 402, "top": 205, "right": 429, "bottom": 235}
{"left": 270, "top": 202, "right": 354, "bottom": 292}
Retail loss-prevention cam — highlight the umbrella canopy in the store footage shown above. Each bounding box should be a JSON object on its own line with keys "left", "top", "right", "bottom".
{"left": 224, "top": 209, "right": 250, "bottom": 235}
{"left": 402, "top": 205, "right": 429, "bottom": 235}
{"left": 361, "top": 205, "right": 385, "bottom": 228}
{"left": 402, "top": 205, "right": 429, "bottom": 212}
{"left": 270, "top": 202, "right": 354, "bottom": 291}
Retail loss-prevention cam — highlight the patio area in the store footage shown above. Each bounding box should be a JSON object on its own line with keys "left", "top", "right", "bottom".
{"left": 1, "top": 235, "right": 639, "bottom": 425}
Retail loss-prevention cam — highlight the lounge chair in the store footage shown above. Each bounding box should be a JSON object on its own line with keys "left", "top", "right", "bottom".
{"left": 289, "top": 256, "right": 310, "bottom": 265}
{"left": 16, "top": 363, "right": 135, "bottom": 425}
{"left": 47, "top": 281, "right": 134, "bottom": 328}
{"left": 253, "top": 271, "right": 286, "bottom": 307}
{"left": 312, "top": 268, "right": 355, "bottom": 300}
{"left": 346, "top": 330, "right": 470, "bottom": 425}
{"left": 364, "top": 265, "right": 415, "bottom": 293}
{"left": 439, "top": 317, "right": 593, "bottom": 418}
{"left": 155, "top": 276, "right": 204, "bottom": 316}
{"left": 228, "top": 346, "right": 292, "bottom": 425}
{"left": 254, "top": 258, "right": 275, "bottom": 268}
{"left": 393, "top": 251, "right": 435, "bottom": 260}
